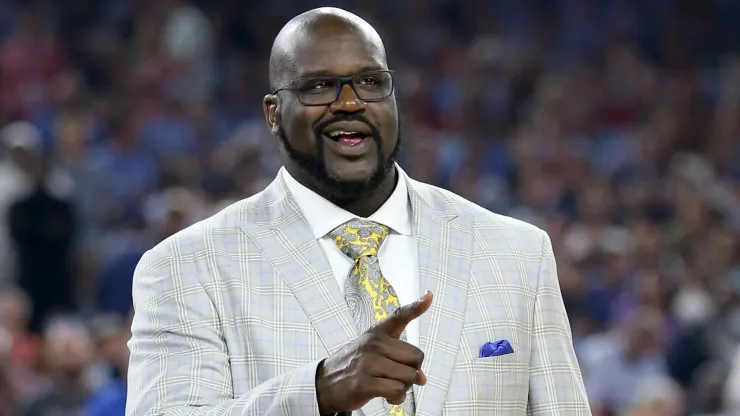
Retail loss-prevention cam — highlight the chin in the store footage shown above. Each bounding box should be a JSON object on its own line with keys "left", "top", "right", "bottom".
{"left": 320, "top": 170, "right": 378, "bottom": 197}
{"left": 325, "top": 172, "right": 375, "bottom": 190}
{"left": 322, "top": 181, "right": 374, "bottom": 201}
{"left": 326, "top": 163, "right": 395, "bottom": 198}
{"left": 327, "top": 170, "right": 376, "bottom": 184}
{"left": 324, "top": 158, "right": 379, "bottom": 181}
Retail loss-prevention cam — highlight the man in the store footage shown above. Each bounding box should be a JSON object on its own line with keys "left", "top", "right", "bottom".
{"left": 581, "top": 308, "right": 668, "bottom": 414}
{"left": 126, "top": 7, "right": 590, "bottom": 416}
{"left": 8, "top": 157, "right": 77, "bottom": 333}
{"left": 20, "top": 317, "right": 94, "bottom": 416}
{"left": 0, "top": 121, "right": 74, "bottom": 288}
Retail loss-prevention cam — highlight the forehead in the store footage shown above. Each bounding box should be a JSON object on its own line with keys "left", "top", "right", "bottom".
{"left": 291, "top": 31, "right": 386, "bottom": 78}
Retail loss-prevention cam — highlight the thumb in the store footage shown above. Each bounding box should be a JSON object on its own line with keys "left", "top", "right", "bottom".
{"left": 373, "top": 290, "right": 433, "bottom": 339}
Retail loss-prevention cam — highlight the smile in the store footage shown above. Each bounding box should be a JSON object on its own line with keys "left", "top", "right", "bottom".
{"left": 326, "top": 130, "right": 369, "bottom": 145}
{"left": 323, "top": 132, "right": 373, "bottom": 157}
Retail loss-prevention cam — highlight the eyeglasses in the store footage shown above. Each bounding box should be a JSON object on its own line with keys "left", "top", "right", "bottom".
{"left": 272, "top": 70, "right": 395, "bottom": 106}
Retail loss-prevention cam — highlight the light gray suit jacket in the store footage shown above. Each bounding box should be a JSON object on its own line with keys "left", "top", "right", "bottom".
{"left": 126, "top": 171, "right": 591, "bottom": 416}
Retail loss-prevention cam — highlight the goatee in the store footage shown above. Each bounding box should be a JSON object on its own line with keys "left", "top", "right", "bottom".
{"left": 277, "top": 114, "right": 401, "bottom": 200}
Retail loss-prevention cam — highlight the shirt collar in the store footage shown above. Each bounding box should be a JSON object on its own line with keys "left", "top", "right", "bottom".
{"left": 281, "top": 164, "right": 412, "bottom": 239}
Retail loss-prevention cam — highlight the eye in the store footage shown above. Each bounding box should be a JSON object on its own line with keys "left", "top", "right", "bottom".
{"left": 309, "top": 81, "right": 330, "bottom": 90}
{"left": 302, "top": 79, "right": 334, "bottom": 91}
{"left": 358, "top": 76, "right": 380, "bottom": 86}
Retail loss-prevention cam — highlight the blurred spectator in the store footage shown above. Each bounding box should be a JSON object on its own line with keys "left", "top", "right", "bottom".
{"left": 81, "top": 314, "right": 131, "bottom": 416}
{"left": 139, "top": 95, "right": 198, "bottom": 161}
{"left": 622, "top": 375, "right": 684, "bottom": 416}
{"left": 0, "top": 122, "right": 74, "bottom": 287}
{"left": 581, "top": 307, "right": 669, "bottom": 414}
{"left": 725, "top": 344, "right": 740, "bottom": 413}
{"left": 159, "top": 0, "right": 216, "bottom": 104}
{"left": 0, "top": 6, "right": 69, "bottom": 120}
{"left": 0, "top": 287, "right": 40, "bottom": 369}
{"left": 0, "top": 324, "right": 49, "bottom": 416}
{"left": 53, "top": 107, "right": 104, "bottom": 234}
{"left": 0, "top": 327, "right": 16, "bottom": 415}
{"left": 94, "top": 221, "right": 146, "bottom": 318}
{"left": 8, "top": 158, "right": 77, "bottom": 333}
{"left": 19, "top": 318, "right": 94, "bottom": 416}
{"left": 87, "top": 106, "right": 158, "bottom": 215}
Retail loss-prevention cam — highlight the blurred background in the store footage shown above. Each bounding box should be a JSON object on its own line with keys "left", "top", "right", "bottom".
{"left": 0, "top": 0, "right": 739, "bottom": 415}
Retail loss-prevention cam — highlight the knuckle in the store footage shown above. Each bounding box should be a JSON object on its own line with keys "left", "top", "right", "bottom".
{"left": 362, "top": 337, "right": 378, "bottom": 353}
{"left": 383, "top": 381, "right": 407, "bottom": 404}
{"left": 368, "top": 333, "right": 382, "bottom": 345}
{"left": 358, "top": 334, "right": 376, "bottom": 352}
{"left": 392, "top": 386, "right": 408, "bottom": 403}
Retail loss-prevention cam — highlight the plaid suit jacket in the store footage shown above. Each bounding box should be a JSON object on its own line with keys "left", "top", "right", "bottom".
{"left": 126, "top": 171, "right": 591, "bottom": 416}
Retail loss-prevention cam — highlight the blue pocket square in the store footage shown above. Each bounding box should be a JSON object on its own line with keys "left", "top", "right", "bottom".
{"left": 479, "top": 340, "right": 514, "bottom": 358}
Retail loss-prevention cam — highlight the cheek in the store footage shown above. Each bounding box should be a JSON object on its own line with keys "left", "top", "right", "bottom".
{"left": 383, "top": 120, "right": 398, "bottom": 140}
{"left": 281, "top": 108, "right": 322, "bottom": 149}
{"left": 378, "top": 109, "right": 399, "bottom": 149}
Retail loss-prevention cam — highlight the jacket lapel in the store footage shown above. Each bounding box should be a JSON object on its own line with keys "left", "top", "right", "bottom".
{"left": 407, "top": 179, "right": 474, "bottom": 416}
{"left": 237, "top": 175, "right": 359, "bottom": 358}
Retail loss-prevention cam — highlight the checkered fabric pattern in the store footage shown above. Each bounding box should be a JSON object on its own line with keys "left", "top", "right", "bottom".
{"left": 125, "top": 168, "right": 591, "bottom": 416}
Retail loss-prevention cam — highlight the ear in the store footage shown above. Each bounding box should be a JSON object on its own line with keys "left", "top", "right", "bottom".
{"left": 263, "top": 94, "right": 280, "bottom": 136}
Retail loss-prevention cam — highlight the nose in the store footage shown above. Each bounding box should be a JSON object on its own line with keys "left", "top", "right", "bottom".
{"left": 329, "top": 83, "right": 366, "bottom": 113}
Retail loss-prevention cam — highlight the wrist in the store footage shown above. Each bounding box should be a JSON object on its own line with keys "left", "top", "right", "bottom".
{"left": 315, "top": 359, "right": 334, "bottom": 415}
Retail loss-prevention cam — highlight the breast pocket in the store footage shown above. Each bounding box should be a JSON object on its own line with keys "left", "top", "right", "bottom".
{"left": 447, "top": 353, "right": 529, "bottom": 409}
{"left": 477, "top": 350, "right": 522, "bottom": 374}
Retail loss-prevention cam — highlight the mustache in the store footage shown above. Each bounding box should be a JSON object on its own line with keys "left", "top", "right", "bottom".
{"left": 312, "top": 114, "right": 381, "bottom": 140}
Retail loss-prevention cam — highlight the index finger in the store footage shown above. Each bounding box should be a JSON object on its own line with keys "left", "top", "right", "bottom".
{"left": 372, "top": 290, "right": 433, "bottom": 339}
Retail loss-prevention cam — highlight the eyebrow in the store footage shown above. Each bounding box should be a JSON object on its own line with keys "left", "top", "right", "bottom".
{"left": 296, "top": 66, "right": 386, "bottom": 79}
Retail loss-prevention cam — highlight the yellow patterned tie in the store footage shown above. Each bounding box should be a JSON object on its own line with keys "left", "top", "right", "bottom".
{"left": 329, "top": 219, "right": 415, "bottom": 416}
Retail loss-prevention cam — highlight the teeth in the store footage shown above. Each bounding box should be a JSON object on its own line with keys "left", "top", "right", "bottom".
{"left": 327, "top": 130, "right": 359, "bottom": 137}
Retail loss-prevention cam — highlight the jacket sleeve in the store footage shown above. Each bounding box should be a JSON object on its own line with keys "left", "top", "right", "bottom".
{"left": 125, "top": 247, "right": 324, "bottom": 416}
{"left": 527, "top": 230, "right": 592, "bottom": 415}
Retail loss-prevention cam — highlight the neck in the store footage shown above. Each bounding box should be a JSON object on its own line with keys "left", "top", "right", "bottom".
{"left": 290, "top": 166, "right": 398, "bottom": 218}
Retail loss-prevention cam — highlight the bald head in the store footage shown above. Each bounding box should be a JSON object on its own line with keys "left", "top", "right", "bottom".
{"left": 269, "top": 8, "right": 387, "bottom": 91}
{"left": 263, "top": 8, "right": 400, "bottom": 205}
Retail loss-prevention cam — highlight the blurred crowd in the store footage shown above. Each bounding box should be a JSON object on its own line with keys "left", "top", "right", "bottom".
{"left": 1, "top": 0, "right": 740, "bottom": 415}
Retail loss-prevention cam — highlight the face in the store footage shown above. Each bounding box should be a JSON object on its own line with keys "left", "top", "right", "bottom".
{"left": 44, "top": 323, "right": 94, "bottom": 374}
{"left": 0, "top": 292, "right": 29, "bottom": 332}
{"left": 264, "top": 28, "right": 400, "bottom": 199}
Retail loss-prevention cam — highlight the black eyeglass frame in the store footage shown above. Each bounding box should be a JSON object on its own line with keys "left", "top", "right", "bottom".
{"left": 270, "top": 69, "right": 396, "bottom": 106}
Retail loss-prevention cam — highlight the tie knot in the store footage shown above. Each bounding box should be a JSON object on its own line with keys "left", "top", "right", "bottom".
{"left": 329, "top": 219, "right": 390, "bottom": 260}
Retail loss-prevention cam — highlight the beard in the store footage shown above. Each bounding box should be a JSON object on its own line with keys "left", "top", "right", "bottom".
{"left": 277, "top": 112, "right": 401, "bottom": 200}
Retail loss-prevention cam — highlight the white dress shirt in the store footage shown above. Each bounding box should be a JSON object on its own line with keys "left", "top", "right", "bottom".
{"left": 281, "top": 166, "right": 420, "bottom": 347}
